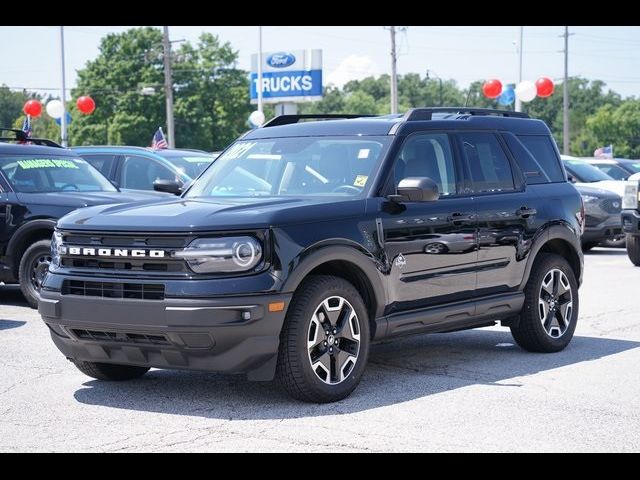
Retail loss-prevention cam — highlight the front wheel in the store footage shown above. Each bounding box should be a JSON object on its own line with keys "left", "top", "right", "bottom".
{"left": 511, "top": 253, "right": 579, "bottom": 353}
{"left": 626, "top": 234, "right": 640, "bottom": 266}
{"left": 276, "top": 275, "right": 370, "bottom": 403}
{"left": 18, "top": 239, "right": 52, "bottom": 309}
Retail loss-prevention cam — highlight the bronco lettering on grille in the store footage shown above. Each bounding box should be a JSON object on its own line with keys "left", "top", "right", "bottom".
{"left": 61, "top": 247, "right": 166, "bottom": 258}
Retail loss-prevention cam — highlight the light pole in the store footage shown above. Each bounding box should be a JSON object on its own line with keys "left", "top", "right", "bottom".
{"left": 59, "top": 26, "right": 68, "bottom": 147}
{"left": 426, "top": 70, "right": 443, "bottom": 107}
{"left": 515, "top": 26, "right": 524, "bottom": 113}
{"left": 162, "top": 26, "right": 175, "bottom": 148}
{"left": 257, "top": 26, "right": 263, "bottom": 114}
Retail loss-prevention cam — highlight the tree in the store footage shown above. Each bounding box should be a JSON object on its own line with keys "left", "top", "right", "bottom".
{"left": 576, "top": 101, "right": 640, "bottom": 158}
{"left": 70, "top": 27, "right": 251, "bottom": 150}
{"left": 0, "top": 86, "right": 28, "bottom": 129}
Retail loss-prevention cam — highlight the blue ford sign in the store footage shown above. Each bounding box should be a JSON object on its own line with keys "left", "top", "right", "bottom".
{"left": 251, "top": 49, "right": 323, "bottom": 104}
{"left": 267, "top": 52, "right": 296, "bottom": 69}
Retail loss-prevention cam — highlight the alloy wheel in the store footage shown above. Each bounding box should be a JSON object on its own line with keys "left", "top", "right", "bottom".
{"left": 538, "top": 268, "right": 573, "bottom": 338}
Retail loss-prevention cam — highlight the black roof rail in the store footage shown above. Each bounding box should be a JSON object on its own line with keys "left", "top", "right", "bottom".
{"left": 403, "top": 107, "right": 530, "bottom": 121}
{"left": 262, "top": 114, "right": 377, "bottom": 128}
{"left": 0, "top": 128, "right": 62, "bottom": 148}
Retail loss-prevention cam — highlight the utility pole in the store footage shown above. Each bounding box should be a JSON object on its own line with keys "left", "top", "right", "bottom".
{"left": 389, "top": 26, "right": 398, "bottom": 114}
{"left": 562, "top": 26, "right": 571, "bottom": 155}
{"left": 257, "top": 26, "right": 264, "bottom": 114}
{"left": 162, "top": 26, "right": 175, "bottom": 148}
{"left": 59, "top": 26, "right": 68, "bottom": 147}
{"left": 515, "top": 26, "right": 524, "bottom": 113}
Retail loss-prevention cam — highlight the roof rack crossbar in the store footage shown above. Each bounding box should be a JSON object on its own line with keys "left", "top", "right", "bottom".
{"left": 403, "top": 107, "right": 529, "bottom": 121}
{"left": 0, "top": 128, "right": 62, "bottom": 148}
{"left": 262, "top": 114, "right": 377, "bottom": 128}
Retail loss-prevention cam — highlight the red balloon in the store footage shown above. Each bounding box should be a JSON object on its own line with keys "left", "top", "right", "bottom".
{"left": 23, "top": 99, "right": 42, "bottom": 117}
{"left": 535, "top": 77, "right": 554, "bottom": 98}
{"left": 482, "top": 79, "right": 503, "bottom": 99}
{"left": 76, "top": 96, "right": 96, "bottom": 114}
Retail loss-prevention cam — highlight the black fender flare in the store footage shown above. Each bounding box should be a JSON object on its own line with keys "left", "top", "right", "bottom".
{"left": 281, "top": 245, "right": 387, "bottom": 319}
{"left": 518, "top": 222, "right": 583, "bottom": 290}
{"left": 6, "top": 219, "right": 56, "bottom": 261}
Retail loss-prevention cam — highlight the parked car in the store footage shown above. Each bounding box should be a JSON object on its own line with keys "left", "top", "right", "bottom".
{"left": 0, "top": 129, "right": 159, "bottom": 308}
{"left": 582, "top": 158, "right": 640, "bottom": 180}
{"left": 72, "top": 146, "right": 217, "bottom": 195}
{"left": 622, "top": 172, "right": 640, "bottom": 265}
{"left": 40, "top": 108, "right": 584, "bottom": 403}
{"left": 575, "top": 184, "right": 623, "bottom": 251}
{"left": 561, "top": 156, "right": 626, "bottom": 196}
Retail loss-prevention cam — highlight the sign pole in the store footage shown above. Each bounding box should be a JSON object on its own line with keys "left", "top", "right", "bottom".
{"left": 59, "top": 26, "right": 68, "bottom": 147}
{"left": 257, "top": 26, "right": 263, "bottom": 114}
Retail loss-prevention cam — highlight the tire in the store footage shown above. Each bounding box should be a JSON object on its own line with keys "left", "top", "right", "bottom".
{"left": 511, "top": 253, "right": 579, "bottom": 353}
{"left": 18, "top": 239, "right": 52, "bottom": 309}
{"left": 626, "top": 234, "right": 640, "bottom": 266}
{"left": 276, "top": 275, "right": 370, "bottom": 403}
{"left": 73, "top": 361, "right": 149, "bottom": 381}
{"left": 581, "top": 242, "right": 597, "bottom": 252}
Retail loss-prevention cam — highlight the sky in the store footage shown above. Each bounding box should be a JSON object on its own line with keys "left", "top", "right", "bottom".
{"left": 1, "top": 26, "right": 639, "bottom": 99}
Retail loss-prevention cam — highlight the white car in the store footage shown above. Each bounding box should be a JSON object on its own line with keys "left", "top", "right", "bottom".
{"left": 561, "top": 155, "right": 626, "bottom": 197}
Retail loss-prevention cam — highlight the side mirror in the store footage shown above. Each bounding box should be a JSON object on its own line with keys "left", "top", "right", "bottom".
{"left": 567, "top": 174, "right": 577, "bottom": 183}
{"left": 393, "top": 177, "right": 440, "bottom": 202}
{"left": 153, "top": 179, "right": 183, "bottom": 195}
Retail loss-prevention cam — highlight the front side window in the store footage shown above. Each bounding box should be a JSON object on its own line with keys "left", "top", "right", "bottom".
{"left": 460, "top": 132, "right": 515, "bottom": 193}
{"left": 121, "top": 155, "right": 179, "bottom": 191}
{"left": 563, "top": 160, "right": 612, "bottom": 183}
{"left": 0, "top": 155, "right": 116, "bottom": 193}
{"left": 393, "top": 133, "right": 457, "bottom": 196}
{"left": 186, "top": 136, "right": 391, "bottom": 198}
{"left": 81, "top": 154, "right": 116, "bottom": 176}
{"left": 592, "top": 163, "right": 630, "bottom": 180}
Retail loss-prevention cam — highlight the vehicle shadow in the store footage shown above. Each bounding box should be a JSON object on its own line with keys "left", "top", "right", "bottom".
{"left": 0, "top": 285, "right": 28, "bottom": 307}
{"left": 585, "top": 248, "right": 626, "bottom": 256}
{"left": 73, "top": 329, "right": 640, "bottom": 418}
{"left": 0, "top": 319, "right": 26, "bottom": 330}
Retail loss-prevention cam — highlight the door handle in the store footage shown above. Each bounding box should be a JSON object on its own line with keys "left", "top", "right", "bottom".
{"left": 447, "top": 212, "right": 475, "bottom": 224}
{"left": 516, "top": 207, "right": 537, "bottom": 218}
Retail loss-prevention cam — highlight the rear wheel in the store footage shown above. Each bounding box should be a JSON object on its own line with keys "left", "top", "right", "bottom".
{"left": 511, "top": 253, "right": 579, "bottom": 352}
{"left": 18, "top": 239, "right": 52, "bottom": 309}
{"left": 276, "top": 275, "right": 370, "bottom": 403}
{"left": 626, "top": 234, "right": 640, "bottom": 266}
{"left": 73, "top": 361, "right": 149, "bottom": 381}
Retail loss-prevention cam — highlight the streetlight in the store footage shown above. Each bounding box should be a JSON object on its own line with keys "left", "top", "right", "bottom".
{"left": 426, "top": 70, "right": 443, "bottom": 107}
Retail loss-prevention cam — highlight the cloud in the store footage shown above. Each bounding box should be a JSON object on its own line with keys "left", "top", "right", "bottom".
{"left": 326, "top": 55, "right": 380, "bottom": 88}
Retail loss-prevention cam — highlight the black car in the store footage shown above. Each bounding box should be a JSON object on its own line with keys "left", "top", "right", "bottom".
{"left": 575, "top": 184, "right": 623, "bottom": 251}
{"left": 39, "top": 109, "right": 584, "bottom": 403}
{"left": 0, "top": 129, "right": 157, "bottom": 308}
{"left": 72, "top": 146, "right": 216, "bottom": 195}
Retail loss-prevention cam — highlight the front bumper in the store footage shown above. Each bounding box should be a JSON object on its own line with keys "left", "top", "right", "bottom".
{"left": 622, "top": 210, "right": 640, "bottom": 235}
{"left": 39, "top": 287, "right": 291, "bottom": 380}
{"left": 582, "top": 215, "right": 623, "bottom": 243}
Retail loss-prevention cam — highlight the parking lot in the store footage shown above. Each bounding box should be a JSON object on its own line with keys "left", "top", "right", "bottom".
{"left": 1, "top": 247, "right": 639, "bottom": 452}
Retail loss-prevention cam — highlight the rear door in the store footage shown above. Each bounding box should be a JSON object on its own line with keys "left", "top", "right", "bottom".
{"left": 458, "top": 131, "right": 544, "bottom": 297}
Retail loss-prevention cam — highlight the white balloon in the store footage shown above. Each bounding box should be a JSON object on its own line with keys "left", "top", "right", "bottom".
{"left": 515, "top": 81, "right": 537, "bottom": 103}
{"left": 248, "top": 110, "right": 265, "bottom": 127}
{"left": 46, "top": 100, "right": 64, "bottom": 119}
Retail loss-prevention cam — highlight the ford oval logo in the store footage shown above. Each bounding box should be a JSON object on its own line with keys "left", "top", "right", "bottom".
{"left": 267, "top": 52, "right": 296, "bottom": 68}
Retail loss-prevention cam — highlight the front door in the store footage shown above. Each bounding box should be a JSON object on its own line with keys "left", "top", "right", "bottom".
{"left": 380, "top": 132, "right": 478, "bottom": 313}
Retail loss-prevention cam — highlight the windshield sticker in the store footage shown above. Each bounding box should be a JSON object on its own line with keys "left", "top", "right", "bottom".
{"left": 224, "top": 142, "right": 256, "bottom": 159}
{"left": 354, "top": 175, "right": 368, "bottom": 187}
{"left": 183, "top": 157, "right": 213, "bottom": 163}
{"left": 17, "top": 159, "right": 79, "bottom": 170}
{"left": 358, "top": 149, "right": 370, "bottom": 159}
{"left": 247, "top": 154, "right": 282, "bottom": 160}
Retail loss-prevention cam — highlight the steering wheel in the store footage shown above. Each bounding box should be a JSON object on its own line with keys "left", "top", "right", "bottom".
{"left": 60, "top": 183, "right": 79, "bottom": 191}
{"left": 331, "top": 184, "right": 362, "bottom": 194}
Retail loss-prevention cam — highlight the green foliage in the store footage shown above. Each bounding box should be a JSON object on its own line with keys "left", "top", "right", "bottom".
{"left": 575, "top": 100, "right": 640, "bottom": 158}
{"left": 0, "top": 86, "right": 28, "bottom": 129}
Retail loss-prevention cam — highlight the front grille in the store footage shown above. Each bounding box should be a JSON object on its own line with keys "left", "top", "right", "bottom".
{"left": 71, "top": 328, "right": 170, "bottom": 346}
{"left": 600, "top": 199, "right": 622, "bottom": 214}
{"left": 62, "top": 280, "right": 165, "bottom": 300}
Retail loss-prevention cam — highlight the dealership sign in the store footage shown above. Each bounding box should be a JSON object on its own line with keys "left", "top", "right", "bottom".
{"left": 250, "top": 49, "right": 323, "bottom": 104}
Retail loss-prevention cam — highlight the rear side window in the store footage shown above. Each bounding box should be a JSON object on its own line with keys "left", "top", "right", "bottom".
{"left": 516, "top": 135, "right": 564, "bottom": 182}
{"left": 460, "top": 132, "right": 515, "bottom": 193}
{"left": 80, "top": 154, "right": 116, "bottom": 176}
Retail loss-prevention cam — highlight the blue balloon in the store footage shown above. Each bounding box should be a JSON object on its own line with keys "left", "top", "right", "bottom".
{"left": 54, "top": 112, "right": 72, "bottom": 126}
{"left": 498, "top": 87, "right": 515, "bottom": 106}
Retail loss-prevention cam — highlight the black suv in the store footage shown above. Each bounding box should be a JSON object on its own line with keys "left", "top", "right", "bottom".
{"left": 39, "top": 109, "right": 584, "bottom": 403}
{"left": 0, "top": 129, "right": 157, "bottom": 308}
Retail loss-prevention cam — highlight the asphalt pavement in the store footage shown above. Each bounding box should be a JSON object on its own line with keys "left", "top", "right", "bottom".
{"left": 1, "top": 247, "right": 639, "bottom": 452}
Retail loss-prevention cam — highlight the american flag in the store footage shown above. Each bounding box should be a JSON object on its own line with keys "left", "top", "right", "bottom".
{"left": 19, "top": 115, "right": 32, "bottom": 144}
{"left": 151, "top": 127, "right": 168, "bottom": 150}
{"left": 594, "top": 145, "right": 613, "bottom": 158}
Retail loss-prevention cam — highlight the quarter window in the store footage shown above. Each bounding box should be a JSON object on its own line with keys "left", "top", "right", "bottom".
{"left": 460, "top": 132, "right": 515, "bottom": 193}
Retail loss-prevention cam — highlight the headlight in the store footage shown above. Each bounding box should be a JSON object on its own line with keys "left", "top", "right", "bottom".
{"left": 623, "top": 180, "right": 639, "bottom": 209}
{"left": 51, "top": 231, "right": 63, "bottom": 268}
{"left": 581, "top": 194, "right": 599, "bottom": 204}
{"left": 174, "top": 236, "right": 263, "bottom": 273}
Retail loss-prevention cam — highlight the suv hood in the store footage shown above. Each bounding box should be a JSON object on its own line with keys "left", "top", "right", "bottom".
{"left": 576, "top": 180, "right": 626, "bottom": 197}
{"left": 57, "top": 196, "right": 367, "bottom": 232}
{"left": 16, "top": 190, "right": 161, "bottom": 208}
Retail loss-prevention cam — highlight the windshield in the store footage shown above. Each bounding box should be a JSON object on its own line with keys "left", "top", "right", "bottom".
{"left": 623, "top": 161, "right": 640, "bottom": 174}
{"left": 564, "top": 160, "right": 613, "bottom": 182}
{"left": 161, "top": 154, "right": 215, "bottom": 180}
{"left": 186, "top": 136, "right": 391, "bottom": 198}
{"left": 0, "top": 155, "right": 117, "bottom": 193}
{"left": 591, "top": 163, "right": 631, "bottom": 180}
